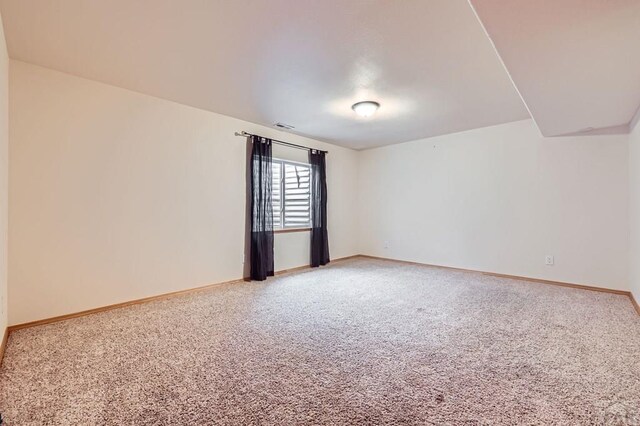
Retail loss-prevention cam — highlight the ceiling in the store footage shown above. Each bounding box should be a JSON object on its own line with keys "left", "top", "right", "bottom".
{"left": 470, "top": 0, "right": 640, "bottom": 137}
{"left": 0, "top": 1, "right": 637, "bottom": 148}
{"left": 0, "top": 0, "right": 529, "bottom": 149}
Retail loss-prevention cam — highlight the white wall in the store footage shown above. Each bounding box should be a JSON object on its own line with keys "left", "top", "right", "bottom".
{"left": 7, "top": 59, "right": 636, "bottom": 326}
{"left": 0, "top": 16, "right": 8, "bottom": 334}
{"left": 358, "top": 119, "right": 629, "bottom": 290}
{"left": 9, "top": 60, "right": 359, "bottom": 325}
{"left": 629, "top": 115, "right": 640, "bottom": 301}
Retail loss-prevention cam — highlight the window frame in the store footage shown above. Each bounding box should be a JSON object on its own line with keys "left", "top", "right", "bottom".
{"left": 272, "top": 158, "right": 312, "bottom": 233}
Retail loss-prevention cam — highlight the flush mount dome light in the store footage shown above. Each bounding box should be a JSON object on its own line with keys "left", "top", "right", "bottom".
{"left": 352, "top": 101, "right": 380, "bottom": 117}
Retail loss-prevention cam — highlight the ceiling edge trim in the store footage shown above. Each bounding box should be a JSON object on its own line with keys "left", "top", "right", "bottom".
{"left": 552, "top": 123, "right": 630, "bottom": 137}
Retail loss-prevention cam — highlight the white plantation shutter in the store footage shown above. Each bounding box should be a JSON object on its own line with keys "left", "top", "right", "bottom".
{"left": 283, "top": 162, "right": 311, "bottom": 228}
{"left": 271, "top": 159, "right": 311, "bottom": 229}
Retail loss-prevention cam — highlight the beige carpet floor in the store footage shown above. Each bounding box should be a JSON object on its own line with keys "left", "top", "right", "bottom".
{"left": 1, "top": 258, "right": 639, "bottom": 425}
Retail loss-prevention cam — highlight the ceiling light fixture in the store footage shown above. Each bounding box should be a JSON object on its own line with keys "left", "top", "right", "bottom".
{"left": 352, "top": 101, "right": 380, "bottom": 118}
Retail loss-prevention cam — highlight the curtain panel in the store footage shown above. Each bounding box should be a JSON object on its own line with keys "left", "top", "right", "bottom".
{"left": 309, "top": 150, "right": 330, "bottom": 267}
{"left": 249, "top": 135, "right": 275, "bottom": 280}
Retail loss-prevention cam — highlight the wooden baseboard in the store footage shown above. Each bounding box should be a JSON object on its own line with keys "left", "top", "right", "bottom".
{"left": 8, "top": 255, "right": 360, "bottom": 333}
{"left": 275, "top": 255, "right": 359, "bottom": 276}
{"left": 631, "top": 292, "right": 640, "bottom": 316}
{"left": 357, "top": 254, "right": 633, "bottom": 296}
{"left": 8, "top": 278, "right": 244, "bottom": 332}
{"left": 0, "top": 327, "right": 8, "bottom": 368}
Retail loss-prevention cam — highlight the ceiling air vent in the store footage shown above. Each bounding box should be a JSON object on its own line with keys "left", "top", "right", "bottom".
{"left": 274, "top": 122, "right": 295, "bottom": 130}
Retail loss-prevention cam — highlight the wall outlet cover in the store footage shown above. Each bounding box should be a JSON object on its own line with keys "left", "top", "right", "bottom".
{"left": 545, "top": 255, "right": 554, "bottom": 265}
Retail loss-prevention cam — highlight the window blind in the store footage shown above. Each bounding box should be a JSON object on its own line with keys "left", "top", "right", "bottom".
{"left": 272, "top": 159, "right": 311, "bottom": 229}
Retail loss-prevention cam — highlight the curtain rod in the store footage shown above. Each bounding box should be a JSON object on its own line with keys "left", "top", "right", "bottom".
{"left": 234, "top": 131, "right": 328, "bottom": 154}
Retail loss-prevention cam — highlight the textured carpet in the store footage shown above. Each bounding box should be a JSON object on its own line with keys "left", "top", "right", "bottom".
{"left": 1, "top": 258, "right": 639, "bottom": 425}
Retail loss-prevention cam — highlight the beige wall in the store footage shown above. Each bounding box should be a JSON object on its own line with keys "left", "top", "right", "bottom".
{"left": 629, "top": 116, "right": 640, "bottom": 301}
{"left": 8, "top": 60, "right": 359, "bottom": 325}
{"left": 357, "top": 119, "right": 629, "bottom": 290}
{"left": 0, "top": 17, "right": 8, "bottom": 334}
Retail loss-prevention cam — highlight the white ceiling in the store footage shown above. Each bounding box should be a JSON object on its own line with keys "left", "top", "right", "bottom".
{"left": 0, "top": 0, "right": 530, "bottom": 149}
{"left": 2, "top": 1, "right": 637, "bottom": 148}
{"left": 470, "top": 0, "right": 640, "bottom": 137}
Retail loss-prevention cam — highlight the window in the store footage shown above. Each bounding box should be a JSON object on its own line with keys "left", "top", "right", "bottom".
{"left": 272, "top": 159, "right": 311, "bottom": 230}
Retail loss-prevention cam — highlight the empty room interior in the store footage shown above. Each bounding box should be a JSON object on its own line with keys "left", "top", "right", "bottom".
{"left": 0, "top": 0, "right": 640, "bottom": 424}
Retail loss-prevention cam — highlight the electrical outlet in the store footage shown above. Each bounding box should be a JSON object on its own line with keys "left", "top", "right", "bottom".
{"left": 545, "top": 255, "right": 554, "bottom": 266}
{"left": 383, "top": 240, "right": 390, "bottom": 250}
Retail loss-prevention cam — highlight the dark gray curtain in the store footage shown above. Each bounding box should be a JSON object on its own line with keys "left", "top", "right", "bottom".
{"left": 250, "top": 135, "right": 274, "bottom": 280}
{"left": 309, "top": 150, "right": 330, "bottom": 267}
